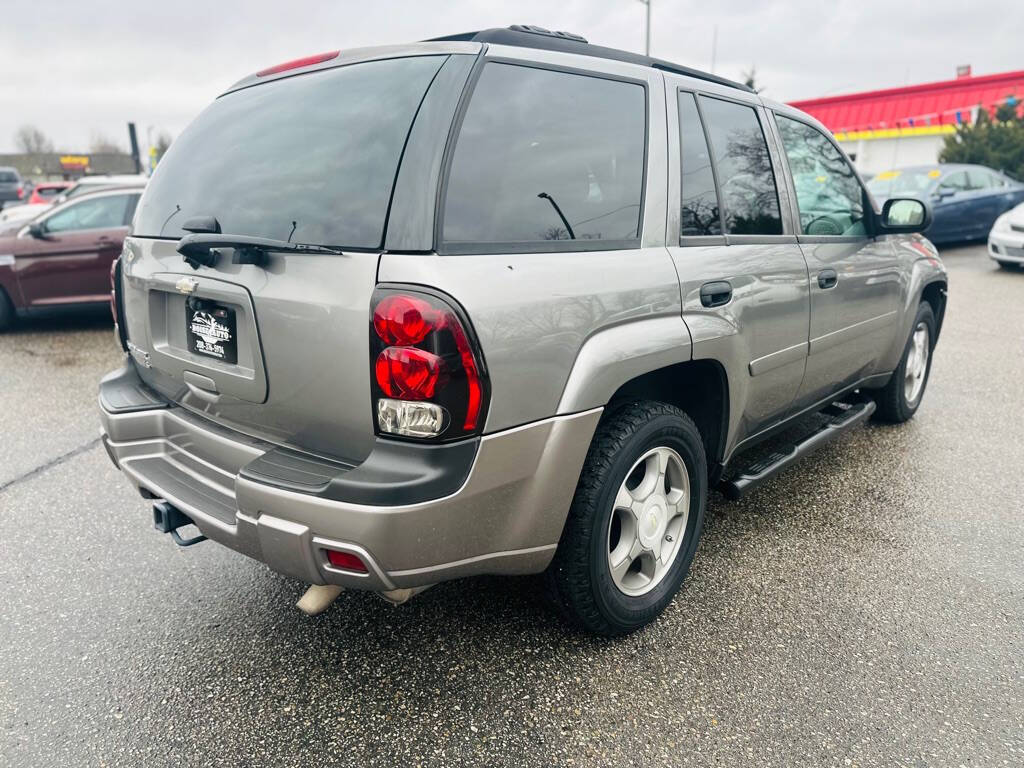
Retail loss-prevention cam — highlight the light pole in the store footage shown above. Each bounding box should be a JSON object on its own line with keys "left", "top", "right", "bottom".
{"left": 637, "top": 0, "right": 651, "bottom": 56}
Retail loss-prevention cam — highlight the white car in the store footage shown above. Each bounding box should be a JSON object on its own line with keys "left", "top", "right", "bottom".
{"left": 55, "top": 174, "right": 147, "bottom": 205}
{"left": 0, "top": 202, "right": 50, "bottom": 235}
{"left": 989, "top": 203, "right": 1024, "bottom": 269}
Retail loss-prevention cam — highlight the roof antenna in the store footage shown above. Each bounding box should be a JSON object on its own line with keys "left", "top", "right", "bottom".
{"left": 286, "top": 220, "right": 297, "bottom": 243}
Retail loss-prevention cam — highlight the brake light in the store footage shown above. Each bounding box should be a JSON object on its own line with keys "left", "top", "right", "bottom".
{"left": 369, "top": 290, "right": 487, "bottom": 440}
{"left": 110, "top": 256, "right": 128, "bottom": 352}
{"left": 16, "top": 185, "right": 23, "bottom": 199}
{"left": 256, "top": 50, "right": 339, "bottom": 77}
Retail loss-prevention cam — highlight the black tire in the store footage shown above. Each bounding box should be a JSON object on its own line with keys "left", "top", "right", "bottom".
{"left": 997, "top": 260, "right": 1018, "bottom": 271}
{"left": 0, "top": 287, "right": 14, "bottom": 332}
{"left": 872, "top": 302, "right": 936, "bottom": 423}
{"left": 545, "top": 401, "right": 707, "bottom": 635}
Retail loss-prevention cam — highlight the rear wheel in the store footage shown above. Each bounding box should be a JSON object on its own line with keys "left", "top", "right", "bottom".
{"left": 872, "top": 302, "right": 935, "bottom": 423}
{"left": 545, "top": 401, "right": 707, "bottom": 635}
{"left": 0, "top": 287, "right": 14, "bottom": 332}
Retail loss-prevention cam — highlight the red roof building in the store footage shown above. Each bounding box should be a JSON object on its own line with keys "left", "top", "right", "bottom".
{"left": 789, "top": 69, "right": 1024, "bottom": 174}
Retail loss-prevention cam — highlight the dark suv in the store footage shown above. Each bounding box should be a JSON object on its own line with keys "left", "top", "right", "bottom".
{"left": 0, "top": 166, "right": 24, "bottom": 208}
{"left": 99, "top": 26, "right": 946, "bottom": 634}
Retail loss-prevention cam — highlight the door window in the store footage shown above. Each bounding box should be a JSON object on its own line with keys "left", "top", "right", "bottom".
{"left": 43, "top": 194, "right": 131, "bottom": 234}
{"left": 967, "top": 168, "right": 997, "bottom": 190}
{"left": 442, "top": 63, "right": 646, "bottom": 246}
{"left": 677, "top": 92, "right": 721, "bottom": 236}
{"left": 776, "top": 115, "right": 867, "bottom": 237}
{"left": 698, "top": 96, "right": 782, "bottom": 235}
{"left": 938, "top": 171, "right": 970, "bottom": 194}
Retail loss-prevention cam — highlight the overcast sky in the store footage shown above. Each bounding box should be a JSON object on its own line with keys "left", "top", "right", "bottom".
{"left": 1, "top": 0, "right": 1019, "bottom": 153}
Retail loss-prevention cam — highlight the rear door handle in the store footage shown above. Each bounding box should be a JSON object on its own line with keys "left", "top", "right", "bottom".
{"left": 700, "top": 280, "right": 733, "bottom": 308}
{"left": 818, "top": 269, "right": 838, "bottom": 290}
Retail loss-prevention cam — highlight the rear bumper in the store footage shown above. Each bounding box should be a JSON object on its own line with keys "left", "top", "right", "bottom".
{"left": 99, "top": 364, "right": 599, "bottom": 590}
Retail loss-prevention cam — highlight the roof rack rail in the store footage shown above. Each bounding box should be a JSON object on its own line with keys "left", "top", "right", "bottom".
{"left": 425, "top": 25, "right": 753, "bottom": 93}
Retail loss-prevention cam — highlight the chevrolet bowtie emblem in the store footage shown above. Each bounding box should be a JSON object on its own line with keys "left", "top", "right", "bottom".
{"left": 176, "top": 277, "right": 199, "bottom": 295}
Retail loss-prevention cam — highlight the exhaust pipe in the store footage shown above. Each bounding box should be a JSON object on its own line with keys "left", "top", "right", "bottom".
{"left": 296, "top": 584, "right": 344, "bottom": 616}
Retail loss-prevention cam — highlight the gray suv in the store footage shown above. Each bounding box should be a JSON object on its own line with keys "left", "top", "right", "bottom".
{"left": 99, "top": 26, "right": 947, "bottom": 634}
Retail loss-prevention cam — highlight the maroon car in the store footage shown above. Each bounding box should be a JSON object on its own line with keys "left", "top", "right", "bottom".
{"left": 0, "top": 187, "right": 141, "bottom": 329}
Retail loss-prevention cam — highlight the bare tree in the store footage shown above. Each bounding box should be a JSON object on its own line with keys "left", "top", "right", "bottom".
{"left": 90, "top": 133, "right": 125, "bottom": 153}
{"left": 14, "top": 124, "right": 54, "bottom": 154}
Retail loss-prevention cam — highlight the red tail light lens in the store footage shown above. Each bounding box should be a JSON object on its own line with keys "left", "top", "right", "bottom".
{"left": 369, "top": 290, "right": 488, "bottom": 440}
{"left": 375, "top": 347, "right": 443, "bottom": 400}
{"left": 325, "top": 549, "right": 367, "bottom": 573}
{"left": 256, "top": 50, "right": 339, "bottom": 77}
{"left": 373, "top": 294, "right": 435, "bottom": 346}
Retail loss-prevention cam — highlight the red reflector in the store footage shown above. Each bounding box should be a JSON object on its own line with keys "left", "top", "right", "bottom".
{"left": 375, "top": 346, "right": 443, "bottom": 400}
{"left": 256, "top": 50, "right": 340, "bottom": 77}
{"left": 373, "top": 294, "right": 436, "bottom": 346}
{"left": 325, "top": 549, "right": 367, "bottom": 573}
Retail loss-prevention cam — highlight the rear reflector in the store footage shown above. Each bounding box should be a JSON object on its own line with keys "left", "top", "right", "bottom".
{"left": 325, "top": 549, "right": 367, "bottom": 573}
{"left": 256, "top": 50, "right": 340, "bottom": 77}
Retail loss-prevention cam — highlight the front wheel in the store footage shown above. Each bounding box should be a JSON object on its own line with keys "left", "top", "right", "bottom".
{"left": 997, "top": 260, "right": 1019, "bottom": 271}
{"left": 872, "top": 302, "right": 936, "bottom": 423}
{"left": 545, "top": 401, "right": 707, "bottom": 635}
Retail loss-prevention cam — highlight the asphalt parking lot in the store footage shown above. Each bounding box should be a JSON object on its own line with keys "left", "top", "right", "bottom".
{"left": 1, "top": 243, "right": 1022, "bottom": 767}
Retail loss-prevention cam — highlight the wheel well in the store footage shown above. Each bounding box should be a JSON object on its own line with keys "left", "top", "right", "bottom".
{"left": 921, "top": 281, "right": 947, "bottom": 337}
{"left": 606, "top": 360, "right": 729, "bottom": 475}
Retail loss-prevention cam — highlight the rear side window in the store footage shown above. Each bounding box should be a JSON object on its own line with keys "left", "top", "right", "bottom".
{"left": 442, "top": 63, "right": 646, "bottom": 247}
{"left": 698, "top": 96, "right": 782, "bottom": 235}
{"left": 677, "top": 92, "right": 721, "bottom": 236}
{"left": 134, "top": 56, "right": 447, "bottom": 248}
{"left": 44, "top": 194, "right": 131, "bottom": 233}
{"left": 776, "top": 116, "right": 867, "bottom": 237}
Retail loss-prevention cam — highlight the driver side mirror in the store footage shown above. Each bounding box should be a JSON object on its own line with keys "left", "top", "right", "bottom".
{"left": 935, "top": 186, "right": 956, "bottom": 200}
{"left": 879, "top": 198, "right": 931, "bottom": 234}
{"left": 27, "top": 221, "right": 46, "bottom": 239}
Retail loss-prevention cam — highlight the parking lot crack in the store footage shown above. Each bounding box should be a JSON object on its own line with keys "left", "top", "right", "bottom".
{"left": 0, "top": 437, "right": 101, "bottom": 495}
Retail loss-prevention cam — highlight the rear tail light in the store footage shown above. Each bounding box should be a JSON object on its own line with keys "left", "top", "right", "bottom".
{"left": 324, "top": 549, "right": 367, "bottom": 573}
{"left": 370, "top": 289, "right": 488, "bottom": 441}
{"left": 16, "top": 185, "right": 23, "bottom": 199}
{"left": 110, "top": 255, "right": 128, "bottom": 352}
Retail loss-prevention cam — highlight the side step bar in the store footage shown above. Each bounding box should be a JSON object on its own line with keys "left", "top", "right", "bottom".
{"left": 718, "top": 399, "right": 876, "bottom": 500}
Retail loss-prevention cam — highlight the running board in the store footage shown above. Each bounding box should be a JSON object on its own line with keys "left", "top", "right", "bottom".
{"left": 718, "top": 399, "right": 876, "bottom": 500}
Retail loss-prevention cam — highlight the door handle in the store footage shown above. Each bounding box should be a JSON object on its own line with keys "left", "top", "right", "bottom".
{"left": 818, "top": 269, "right": 838, "bottom": 290}
{"left": 700, "top": 280, "right": 733, "bottom": 308}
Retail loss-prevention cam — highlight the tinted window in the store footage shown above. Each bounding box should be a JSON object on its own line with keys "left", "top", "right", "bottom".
{"left": 776, "top": 116, "right": 867, "bottom": 237}
{"left": 443, "top": 63, "right": 646, "bottom": 245}
{"left": 678, "top": 92, "right": 721, "bottom": 236}
{"left": 699, "top": 96, "right": 782, "bottom": 235}
{"left": 44, "top": 194, "right": 131, "bottom": 233}
{"left": 135, "top": 56, "right": 446, "bottom": 248}
{"left": 0, "top": 171, "right": 18, "bottom": 183}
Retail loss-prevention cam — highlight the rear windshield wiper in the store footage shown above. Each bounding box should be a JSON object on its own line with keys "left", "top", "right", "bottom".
{"left": 177, "top": 233, "right": 345, "bottom": 270}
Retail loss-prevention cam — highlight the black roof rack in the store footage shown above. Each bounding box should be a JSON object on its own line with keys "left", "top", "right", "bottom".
{"left": 427, "top": 25, "right": 753, "bottom": 93}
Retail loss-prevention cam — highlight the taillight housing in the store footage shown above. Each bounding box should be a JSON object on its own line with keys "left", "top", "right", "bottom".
{"left": 370, "top": 288, "right": 488, "bottom": 441}
{"left": 110, "top": 255, "right": 129, "bottom": 352}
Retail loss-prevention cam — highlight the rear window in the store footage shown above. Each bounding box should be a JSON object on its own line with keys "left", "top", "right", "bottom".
{"left": 134, "top": 55, "right": 447, "bottom": 249}
{"left": 0, "top": 171, "right": 19, "bottom": 183}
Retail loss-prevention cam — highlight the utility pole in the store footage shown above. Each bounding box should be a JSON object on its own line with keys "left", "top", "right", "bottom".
{"left": 710, "top": 24, "right": 718, "bottom": 73}
{"left": 637, "top": 0, "right": 651, "bottom": 56}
